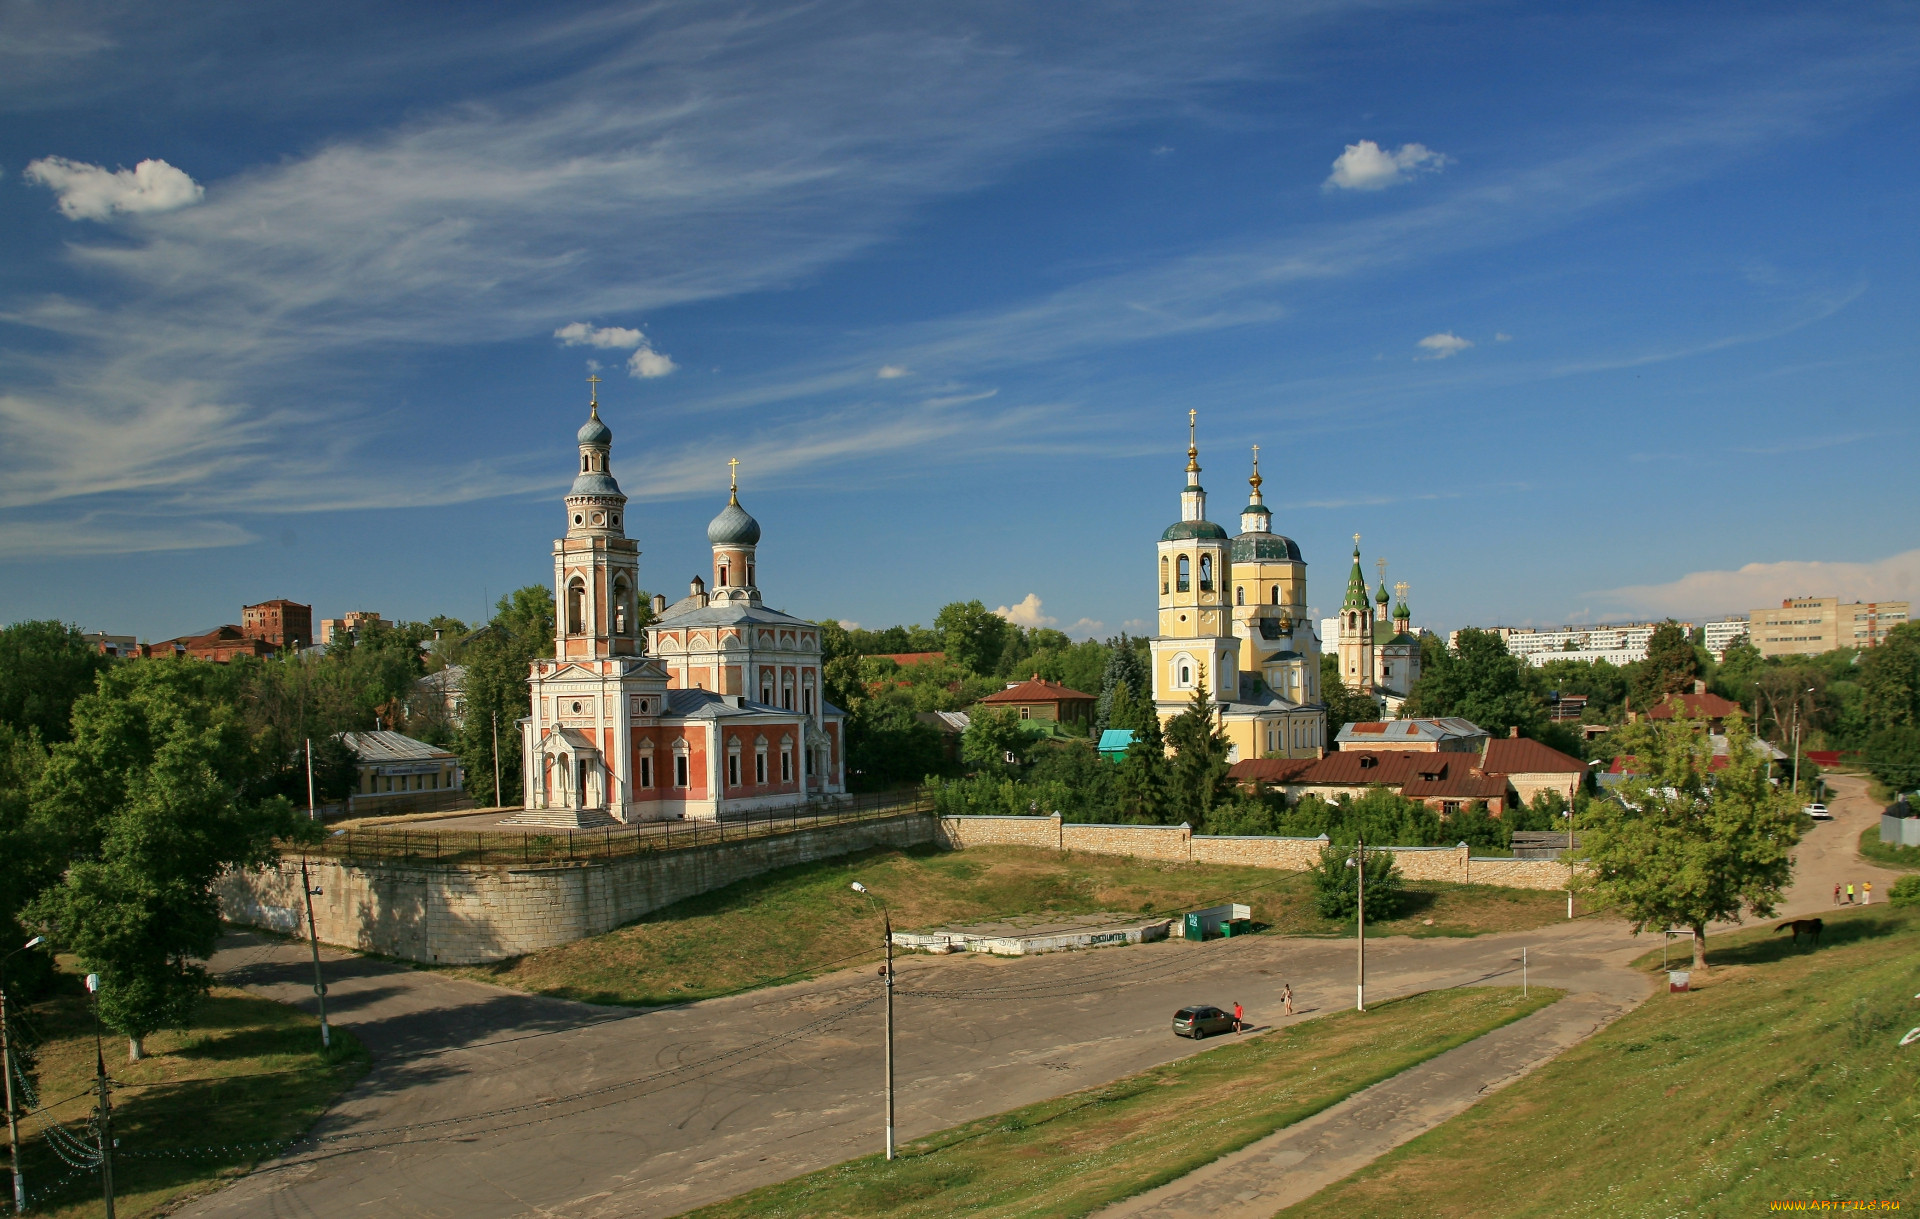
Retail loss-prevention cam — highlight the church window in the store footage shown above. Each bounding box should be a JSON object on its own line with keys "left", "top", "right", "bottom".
{"left": 582, "top": 455, "right": 590, "bottom": 473}
{"left": 639, "top": 756, "right": 653, "bottom": 788}
{"left": 613, "top": 576, "right": 631, "bottom": 634}
{"left": 574, "top": 514, "right": 584, "bottom": 526}
{"left": 718, "top": 564, "right": 729, "bottom": 586}
{"left": 1199, "top": 555, "right": 1213, "bottom": 592}
{"left": 756, "top": 750, "right": 767, "bottom": 785}
{"left": 1179, "top": 664, "right": 1191, "bottom": 686}
{"left": 747, "top": 564, "right": 755, "bottom": 585}
{"left": 674, "top": 754, "right": 689, "bottom": 787}
{"left": 1272, "top": 587, "right": 1281, "bottom": 605}
{"left": 571, "top": 700, "right": 582, "bottom": 713}
{"left": 804, "top": 686, "right": 814, "bottom": 715}
{"left": 612, "top": 514, "right": 621, "bottom": 528}
{"left": 727, "top": 752, "right": 741, "bottom": 787}
{"left": 1176, "top": 556, "right": 1190, "bottom": 592}
{"left": 1236, "top": 586, "right": 1244, "bottom": 605}
{"left": 781, "top": 749, "right": 792, "bottom": 782}
{"left": 1160, "top": 557, "right": 1169, "bottom": 595}
{"left": 567, "top": 578, "right": 586, "bottom": 634}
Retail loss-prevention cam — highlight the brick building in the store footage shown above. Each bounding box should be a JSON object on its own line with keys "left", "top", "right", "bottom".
{"left": 242, "top": 599, "right": 312, "bottom": 650}
{"left": 977, "top": 676, "right": 1097, "bottom": 726}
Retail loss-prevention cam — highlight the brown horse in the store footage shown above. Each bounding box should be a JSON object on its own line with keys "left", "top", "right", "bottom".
{"left": 1775, "top": 918, "right": 1823, "bottom": 946}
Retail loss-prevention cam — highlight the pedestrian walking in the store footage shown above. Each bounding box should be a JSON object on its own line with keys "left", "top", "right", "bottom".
{"left": 1282, "top": 984, "right": 1293, "bottom": 1016}
{"left": 1847, "top": 882, "right": 1855, "bottom": 904}
{"left": 1833, "top": 883, "right": 1842, "bottom": 907}
{"left": 1864, "top": 881, "right": 1872, "bottom": 905}
{"left": 1233, "top": 1001, "right": 1244, "bottom": 1033}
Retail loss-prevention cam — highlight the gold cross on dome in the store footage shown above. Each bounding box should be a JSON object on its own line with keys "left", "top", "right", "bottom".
{"left": 586, "top": 373, "right": 602, "bottom": 405}
{"left": 728, "top": 457, "right": 740, "bottom": 490}
{"left": 1353, "top": 532, "right": 1361, "bottom": 546}
{"left": 1376, "top": 557, "right": 1387, "bottom": 582}
{"left": 1395, "top": 580, "right": 1409, "bottom": 599}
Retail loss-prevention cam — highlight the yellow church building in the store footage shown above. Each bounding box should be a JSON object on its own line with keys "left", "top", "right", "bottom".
{"left": 1149, "top": 415, "right": 1327, "bottom": 760}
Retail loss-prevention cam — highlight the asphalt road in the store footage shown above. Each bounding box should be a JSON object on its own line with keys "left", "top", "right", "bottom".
{"left": 176, "top": 773, "right": 1898, "bottom": 1218}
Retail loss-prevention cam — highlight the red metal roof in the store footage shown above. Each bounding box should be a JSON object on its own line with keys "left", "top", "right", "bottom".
{"left": 979, "top": 676, "right": 1096, "bottom": 705}
{"left": 873, "top": 652, "right": 947, "bottom": 667}
{"left": 1402, "top": 771, "right": 1511, "bottom": 800}
{"left": 1227, "top": 758, "right": 1318, "bottom": 784}
{"left": 1482, "top": 736, "right": 1588, "bottom": 774}
{"left": 1646, "top": 691, "right": 1742, "bottom": 720}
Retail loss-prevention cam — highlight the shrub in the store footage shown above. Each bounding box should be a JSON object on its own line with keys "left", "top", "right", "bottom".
{"left": 1888, "top": 874, "right": 1920, "bottom": 909}
{"left": 1310, "top": 842, "right": 1403, "bottom": 921}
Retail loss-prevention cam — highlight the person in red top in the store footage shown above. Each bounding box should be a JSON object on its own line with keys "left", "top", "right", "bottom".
{"left": 1233, "top": 1001, "right": 1244, "bottom": 1033}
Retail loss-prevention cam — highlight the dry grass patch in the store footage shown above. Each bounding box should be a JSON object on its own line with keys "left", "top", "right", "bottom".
{"left": 682, "top": 985, "right": 1557, "bottom": 1219}
{"left": 10, "top": 962, "right": 367, "bottom": 1218}
{"left": 447, "top": 845, "right": 1575, "bottom": 1006}
{"left": 1280, "top": 904, "right": 1920, "bottom": 1217}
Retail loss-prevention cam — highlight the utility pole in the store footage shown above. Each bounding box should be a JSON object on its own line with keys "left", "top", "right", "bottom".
{"left": 850, "top": 883, "right": 895, "bottom": 1159}
{"left": 85, "top": 975, "right": 114, "bottom": 1219}
{"left": 299, "top": 855, "right": 331, "bottom": 1051}
{"left": 305, "top": 738, "right": 317, "bottom": 822}
{"left": 492, "top": 711, "right": 503, "bottom": 809}
{"left": 2, "top": 936, "right": 41, "bottom": 1216}
{"left": 1347, "top": 838, "right": 1367, "bottom": 1011}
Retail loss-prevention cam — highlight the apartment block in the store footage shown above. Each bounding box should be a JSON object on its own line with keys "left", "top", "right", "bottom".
{"left": 1750, "top": 597, "right": 1910, "bottom": 657}
{"left": 1703, "top": 617, "right": 1749, "bottom": 660}
{"left": 1448, "top": 621, "right": 1691, "bottom": 665}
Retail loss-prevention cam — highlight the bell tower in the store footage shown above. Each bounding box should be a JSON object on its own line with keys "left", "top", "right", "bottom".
{"left": 1338, "top": 537, "right": 1373, "bottom": 694}
{"left": 1150, "top": 412, "right": 1239, "bottom": 716}
{"left": 554, "top": 376, "right": 644, "bottom": 659}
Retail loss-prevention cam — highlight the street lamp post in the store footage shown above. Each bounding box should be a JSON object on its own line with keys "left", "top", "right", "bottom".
{"left": 1345, "top": 838, "right": 1366, "bottom": 1011}
{"left": 2, "top": 936, "right": 44, "bottom": 1216}
{"left": 850, "top": 882, "right": 895, "bottom": 1160}
{"left": 84, "top": 974, "right": 115, "bottom": 1219}
{"left": 1790, "top": 687, "right": 1814, "bottom": 801}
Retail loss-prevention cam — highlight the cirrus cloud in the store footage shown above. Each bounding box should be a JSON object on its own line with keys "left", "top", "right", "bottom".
{"left": 24, "top": 156, "right": 204, "bottom": 220}
{"left": 1323, "top": 140, "right": 1451, "bottom": 192}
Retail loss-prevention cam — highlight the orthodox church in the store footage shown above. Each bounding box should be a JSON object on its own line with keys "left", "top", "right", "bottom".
{"left": 1150, "top": 415, "right": 1327, "bottom": 760}
{"left": 517, "top": 382, "right": 845, "bottom": 827}
{"left": 1334, "top": 542, "right": 1423, "bottom": 713}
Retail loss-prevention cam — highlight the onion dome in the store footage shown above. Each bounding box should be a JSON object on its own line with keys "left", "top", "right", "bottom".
{"left": 1161, "top": 519, "right": 1229, "bottom": 542}
{"left": 577, "top": 402, "right": 612, "bottom": 446}
{"left": 1376, "top": 581, "right": 1391, "bottom": 606}
{"left": 707, "top": 488, "right": 761, "bottom": 546}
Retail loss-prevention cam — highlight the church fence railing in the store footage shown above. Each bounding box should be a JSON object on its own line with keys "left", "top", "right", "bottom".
{"left": 293, "top": 788, "right": 936, "bottom": 868}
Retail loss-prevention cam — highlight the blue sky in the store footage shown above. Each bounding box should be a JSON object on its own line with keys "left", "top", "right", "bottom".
{"left": 3, "top": 1, "right": 1918, "bottom": 643}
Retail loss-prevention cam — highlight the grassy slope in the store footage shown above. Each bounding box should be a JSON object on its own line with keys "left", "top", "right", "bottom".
{"left": 448, "top": 844, "right": 1578, "bottom": 1006}
{"left": 1282, "top": 905, "right": 1920, "bottom": 1217}
{"left": 682, "top": 986, "right": 1558, "bottom": 1219}
{"left": 13, "top": 966, "right": 367, "bottom": 1218}
{"left": 1858, "top": 824, "right": 1920, "bottom": 871}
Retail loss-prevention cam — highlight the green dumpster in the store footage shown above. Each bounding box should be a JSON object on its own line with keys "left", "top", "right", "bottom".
{"left": 1184, "top": 912, "right": 1204, "bottom": 941}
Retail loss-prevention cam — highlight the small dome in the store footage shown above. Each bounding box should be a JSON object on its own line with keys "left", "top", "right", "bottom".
{"left": 577, "top": 408, "right": 612, "bottom": 446}
{"left": 707, "top": 495, "right": 761, "bottom": 546}
{"left": 1161, "top": 520, "right": 1229, "bottom": 542}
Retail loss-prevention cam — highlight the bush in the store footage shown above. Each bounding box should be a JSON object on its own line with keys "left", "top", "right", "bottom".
{"left": 1888, "top": 874, "right": 1920, "bottom": 909}
{"left": 1310, "top": 843, "right": 1403, "bottom": 921}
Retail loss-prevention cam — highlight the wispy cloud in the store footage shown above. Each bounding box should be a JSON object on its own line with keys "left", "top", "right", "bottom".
{"left": 1594, "top": 548, "right": 1920, "bottom": 618}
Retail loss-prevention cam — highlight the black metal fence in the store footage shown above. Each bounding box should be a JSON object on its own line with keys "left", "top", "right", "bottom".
{"left": 295, "top": 789, "right": 936, "bottom": 868}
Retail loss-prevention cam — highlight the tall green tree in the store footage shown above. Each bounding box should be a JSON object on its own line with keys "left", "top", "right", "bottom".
{"left": 0, "top": 723, "right": 54, "bottom": 998}
{"left": 1628, "top": 619, "right": 1699, "bottom": 712}
{"left": 1318, "top": 655, "right": 1381, "bottom": 740}
{"left": 455, "top": 585, "right": 554, "bottom": 806}
{"left": 1310, "top": 841, "right": 1404, "bottom": 921}
{"left": 1581, "top": 710, "right": 1800, "bottom": 970}
{"left": 1115, "top": 706, "right": 1169, "bottom": 822}
{"left": 1860, "top": 622, "right": 1920, "bottom": 731}
{"left": 934, "top": 600, "right": 1010, "bottom": 676}
{"left": 0, "top": 620, "right": 114, "bottom": 744}
{"left": 1865, "top": 725, "right": 1920, "bottom": 793}
{"left": 962, "top": 706, "right": 1032, "bottom": 775}
{"left": 1165, "top": 665, "right": 1232, "bottom": 823}
{"left": 1095, "top": 634, "right": 1150, "bottom": 735}
{"left": 1404, "top": 628, "right": 1543, "bottom": 736}
{"left": 27, "top": 661, "right": 311, "bottom": 1060}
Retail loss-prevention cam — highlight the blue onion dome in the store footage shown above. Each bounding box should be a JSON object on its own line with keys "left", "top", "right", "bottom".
{"left": 707, "top": 491, "right": 761, "bottom": 546}
{"left": 577, "top": 404, "right": 612, "bottom": 446}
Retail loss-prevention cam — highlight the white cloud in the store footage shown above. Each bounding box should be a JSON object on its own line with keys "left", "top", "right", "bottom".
{"left": 555, "top": 321, "right": 674, "bottom": 378}
{"left": 1494, "top": 332, "right": 1513, "bottom": 342}
{"left": 1323, "top": 140, "right": 1450, "bottom": 192}
{"left": 554, "top": 321, "right": 644, "bottom": 349}
{"left": 24, "top": 156, "right": 203, "bottom": 220}
{"left": 1068, "top": 617, "right": 1106, "bottom": 638}
{"left": 1416, "top": 331, "right": 1473, "bottom": 359}
{"left": 994, "top": 593, "right": 1057, "bottom": 629}
{"left": 627, "top": 345, "right": 676, "bottom": 378}
{"left": 1595, "top": 548, "right": 1920, "bottom": 618}
{"left": 837, "top": 619, "right": 862, "bottom": 630}
{"left": 876, "top": 365, "right": 910, "bottom": 379}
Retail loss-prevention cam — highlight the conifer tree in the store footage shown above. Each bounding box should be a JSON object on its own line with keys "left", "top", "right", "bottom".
{"left": 1117, "top": 701, "right": 1169, "bottom": 822}
{"left": 1165, "top": 663, "right": 1233, "bottom": 823}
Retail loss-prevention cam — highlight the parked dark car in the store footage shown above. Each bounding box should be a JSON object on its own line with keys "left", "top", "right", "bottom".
{"left": 1172, "top": 1005, "right": 1235, "bottom": 1038}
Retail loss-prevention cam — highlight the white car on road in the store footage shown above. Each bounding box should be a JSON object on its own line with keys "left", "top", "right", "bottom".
{"left": 1803, "top": 803, "right": 1831, "bottom": 820}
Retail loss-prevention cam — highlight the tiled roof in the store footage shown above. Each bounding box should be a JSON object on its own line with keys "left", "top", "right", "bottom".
{"left": 1336, "top": 718, "right": 1486, "bottom": 746}
{"left": 340, "top": 730, "right": 455, "bottom": 762}
{"left": 1299, "top": 751, "right": 1430, "bottom": 786}
{"left": 1483, "top": 736, "right": 1588, "bottom": 774}
{"left": 1646, "top": 691, "right": 1742, "bottom": 720}
{"left": 1402, "top": 771, "right": 1510, "bottom": 800}
{"left": 875, "top": 652, "right": 947, "bottom": 667}
{"left": 1227, "top": 757, "right": 1317, "bottom": 784}
{"left": 980, "top": 676, "right": 1096, "bottom": 704}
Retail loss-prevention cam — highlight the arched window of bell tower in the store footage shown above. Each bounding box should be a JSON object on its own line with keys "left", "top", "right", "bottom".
{"left": 1236, "top": 585, "right": 1244, "bottom": 605}
{"left": 718, "top": 563, "right": 729, "bottom": 587}
{"left": 612, "top": 575, "right": 632, "bottom": 635}
{"left": 1272, "top": 587, "right": 1281, "bottom": 605}
{"left": 1160, "top": 557, "right": 1169, "bottom": 595}
{"left": 1176, "top": 555, "right": 1190, "bottom": 593}
{"left": 567, "top": 577, "right": 586, "bottom": 635}
{"left": 1199, "top": 555, "right": 1213, "bottom": 592}
{"left": 582, "top": 455, "right": 590, "bottom": 473}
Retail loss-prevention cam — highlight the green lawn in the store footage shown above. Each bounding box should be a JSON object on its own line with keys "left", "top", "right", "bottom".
{"left": 448, "top": 844, "right": 1580, "bottom": 1006}
{"left": 10, "top": 963, "right": 368, "bottom": 1218}
{"left": 1279, "top": 904, "right": 1920, "bottom": 1217}
{"left": 1859, "top": 824, "right": 1920, "bottom": 871}
{"left": 680, "top": 986, "right": 1557, "bottom": 1219}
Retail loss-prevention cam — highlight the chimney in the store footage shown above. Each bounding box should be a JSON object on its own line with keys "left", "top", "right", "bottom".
{"left": 1693, "top": 678, "right": 1706, "bottom": 695}
{"left": 652, "top": 594, "right": 667, "bottom": 615}
{"left": 691, "top": 575, "right": 708, "bottom": 607}
{"left": 1509, "top": 725, "right": 1519, "bottom": 738}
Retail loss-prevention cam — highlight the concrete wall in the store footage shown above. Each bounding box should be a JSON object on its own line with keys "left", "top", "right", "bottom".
{"left": 1884, "top": 813, "right": 1920, "bottom": 848}
{"left": 220, "top": 811, "right": 934, "bottom": 964}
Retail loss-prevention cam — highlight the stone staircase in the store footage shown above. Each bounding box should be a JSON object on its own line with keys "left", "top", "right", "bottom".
{"left": 497, "top": 807, "right": 621, "bottom": 830}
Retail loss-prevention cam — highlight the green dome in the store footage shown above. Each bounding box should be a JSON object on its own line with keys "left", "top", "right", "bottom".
{"left": 1161, "top": 520, "right": 1229, "bottom": 542}
{"left": 1232, "top": 534, "right": 1303, "bottom": 562}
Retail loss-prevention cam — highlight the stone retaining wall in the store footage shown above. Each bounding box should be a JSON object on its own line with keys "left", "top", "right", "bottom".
{"left": 220, "top": 811, "right": 935, "bottom": 964}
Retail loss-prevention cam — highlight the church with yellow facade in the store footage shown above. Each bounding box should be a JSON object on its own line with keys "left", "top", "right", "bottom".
{"left": 1149, "top": 416, "right": 1327, "bottom": 760}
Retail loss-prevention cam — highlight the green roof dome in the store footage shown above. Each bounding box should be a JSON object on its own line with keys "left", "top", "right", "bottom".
{"left": 1161, "top": 520, "right": 1229, "bottom": 542}
{"left": 707, "top": 495, "right": 761, "bottom": 546}
{"left": 1232, "top": 534, "right": 1303, "bottom": 562}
